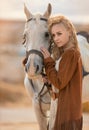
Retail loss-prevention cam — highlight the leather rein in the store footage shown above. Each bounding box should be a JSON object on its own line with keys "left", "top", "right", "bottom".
{"left": 26, "top": 49, "right": 51, "bottom": 118}
{"left": 26, "top": 49, "right": 44, "bottom": 61}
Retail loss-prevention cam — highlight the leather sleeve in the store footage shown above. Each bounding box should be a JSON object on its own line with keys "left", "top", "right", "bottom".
{"left": 44, "top": 49, "right": 80, "bottom": 90}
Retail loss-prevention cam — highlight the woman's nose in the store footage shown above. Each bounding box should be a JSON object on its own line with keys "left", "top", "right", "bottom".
{"left": 54, "top": 35, "right": 58, "bottom": 41}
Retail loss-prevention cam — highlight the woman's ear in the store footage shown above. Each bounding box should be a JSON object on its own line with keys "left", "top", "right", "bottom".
{"left": 22, "top": 57, "right": 28, "bottom": 66}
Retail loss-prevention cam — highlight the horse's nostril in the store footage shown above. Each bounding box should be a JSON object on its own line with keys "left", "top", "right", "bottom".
{"left": 36, "top": 65, "right": 39, "bottom": 73}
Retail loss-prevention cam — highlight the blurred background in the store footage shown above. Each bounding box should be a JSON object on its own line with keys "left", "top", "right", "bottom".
{"left": 0, "top": 0, "right": 89, "bottom": 129}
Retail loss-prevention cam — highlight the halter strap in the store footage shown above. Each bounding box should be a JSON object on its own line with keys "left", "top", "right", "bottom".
{"left": 26, "top": 49, "right": 44, "bottom": 59}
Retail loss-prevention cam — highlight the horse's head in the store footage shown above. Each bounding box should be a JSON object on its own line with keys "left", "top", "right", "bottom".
{"left": 22, "top": 3, "right": 52, "bottom": 79}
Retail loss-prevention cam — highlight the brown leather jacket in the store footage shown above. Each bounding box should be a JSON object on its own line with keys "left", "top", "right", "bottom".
{"left": 44, "top": 48, "right": 83, "bottom": 130}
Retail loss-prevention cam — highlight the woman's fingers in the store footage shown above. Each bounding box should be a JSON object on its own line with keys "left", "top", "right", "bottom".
{"left": 40, "top": 47, "right": 46, "bottom": 54}
{"left": 40, "top": 47, "right": 50, "bottom": 58}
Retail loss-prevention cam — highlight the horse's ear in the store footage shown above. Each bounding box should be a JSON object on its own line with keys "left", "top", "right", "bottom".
{"left": 43, "top": 3, "right": 52, "bottom": 18}
{"left": 24, "top": 3, "right": 32, "bottom": 20}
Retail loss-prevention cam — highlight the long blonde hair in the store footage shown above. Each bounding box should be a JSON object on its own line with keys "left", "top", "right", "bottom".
{"left": 48, "top": 15, "right": 79, "bottom": 60}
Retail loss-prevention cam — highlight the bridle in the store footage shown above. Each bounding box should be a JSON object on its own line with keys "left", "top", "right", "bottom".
{"left": 23, "top": 16, "right": 52, "bottom": 65}
{"left": 29, "top": 77, "right": 51, "bottom": 118}
{"left": 26, "top": 49, "right": 44, "bottom": 61}
{"left": 26, "top": 49, "right": 51, "bottom": 118}
{"left": 24, "top": 45, "right": 52, "bottom": 119}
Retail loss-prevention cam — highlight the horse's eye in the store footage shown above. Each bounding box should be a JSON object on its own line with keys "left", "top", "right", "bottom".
{"left": 45, "top": 32, "right": 49, "bottom": 38}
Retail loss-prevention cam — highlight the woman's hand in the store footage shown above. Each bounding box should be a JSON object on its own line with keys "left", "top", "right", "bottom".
{"left": 40, "top": 47, "right": 50, "bottom": 59}
{"left": 42, "top": 75, "right": 51, "bottom": 84}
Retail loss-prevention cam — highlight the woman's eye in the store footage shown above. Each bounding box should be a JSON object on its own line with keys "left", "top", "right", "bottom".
{"left": 57, "top": 32, "right": 62, "bottom": 36}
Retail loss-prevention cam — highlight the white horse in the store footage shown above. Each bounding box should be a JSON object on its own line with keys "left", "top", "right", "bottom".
{"left": 22, "top": 3, "right": 89, "bottom": 130}
{"left": 22, "top": 3, "right": 52, "bottom": 130}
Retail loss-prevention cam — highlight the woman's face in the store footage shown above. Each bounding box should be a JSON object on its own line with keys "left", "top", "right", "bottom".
{"left": 51, "top": 23, "right": 70, "bottom": 47}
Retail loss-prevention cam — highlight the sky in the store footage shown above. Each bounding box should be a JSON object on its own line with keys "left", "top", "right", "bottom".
{"left": 0, "top": 0, "right": 89, "bottom": 23}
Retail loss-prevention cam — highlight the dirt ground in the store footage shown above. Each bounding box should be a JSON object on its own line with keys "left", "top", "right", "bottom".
{"left": 0, "top": 123, "right": 39, "bottom": 130}
{"left": 0, "top": 81, "right": 39, "bottom": 130}
{"left": 0, "top": 81, "right": 89, "bottom": 130}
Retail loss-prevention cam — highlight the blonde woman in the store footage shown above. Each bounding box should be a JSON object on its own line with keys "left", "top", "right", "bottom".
{"left": 40, "top": 15, "right": 83, "bottom": 130}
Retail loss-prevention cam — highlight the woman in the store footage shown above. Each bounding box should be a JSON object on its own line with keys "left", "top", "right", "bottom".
{"left": 40, "top": 15, "right": 83, "bottom": 130}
